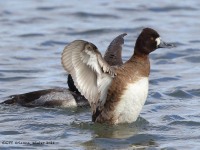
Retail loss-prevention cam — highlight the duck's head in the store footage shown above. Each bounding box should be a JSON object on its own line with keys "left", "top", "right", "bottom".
{"left": 134, "top": 28, "right": 174, "bottom": 55}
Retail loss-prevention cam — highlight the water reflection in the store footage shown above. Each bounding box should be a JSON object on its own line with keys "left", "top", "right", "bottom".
{"left": 71, "top": 117, "right": 148, "bottom": 138}
{"left": 71, "top": 116, "right": 159, "bottom": 149}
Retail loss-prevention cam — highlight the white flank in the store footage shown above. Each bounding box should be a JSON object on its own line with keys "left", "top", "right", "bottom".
{"left": 114, "top": 77, "right": 149, "bottom": 124}
{"left": 34, "top": 91, "right": 77, "bottom": 108}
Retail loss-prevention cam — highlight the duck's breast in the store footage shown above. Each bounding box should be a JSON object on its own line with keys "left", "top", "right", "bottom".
{"left": 114, "top": 77, "right": 149, "bottom": 123}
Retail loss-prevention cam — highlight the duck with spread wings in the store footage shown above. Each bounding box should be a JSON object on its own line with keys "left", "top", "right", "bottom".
{"left": 62, "top": 28, "right": 174, "bottom": 124}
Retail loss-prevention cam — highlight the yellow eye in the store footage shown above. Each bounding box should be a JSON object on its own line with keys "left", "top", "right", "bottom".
{"left": 150, "top": 37, "right": 154, "bottom": 40}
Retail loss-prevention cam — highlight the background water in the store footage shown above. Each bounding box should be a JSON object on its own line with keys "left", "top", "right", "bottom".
{"left": 0, "top": 0, "right": 200, "bottom": 149}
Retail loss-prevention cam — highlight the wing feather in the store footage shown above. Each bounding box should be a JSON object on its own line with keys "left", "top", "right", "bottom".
{"left": 61, "top": 40, "right": 115, "bottom": 111}
{"left": 104, "top": 33, "right": 127, "bottom": 66}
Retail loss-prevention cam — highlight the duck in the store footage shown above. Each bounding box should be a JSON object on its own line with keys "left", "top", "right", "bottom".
{"left": 1, "top": 33, "right": 127, "bottom": 108}
{"left": 61, "top": 28, "right": 174, "bottom": 124}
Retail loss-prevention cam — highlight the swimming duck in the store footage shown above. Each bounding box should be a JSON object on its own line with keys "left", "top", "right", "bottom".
{"left": 61, "top": 28, "right": 174, "bottom": 124}
{"left": 1, "top": 33, "right": 127, "bottom": 107}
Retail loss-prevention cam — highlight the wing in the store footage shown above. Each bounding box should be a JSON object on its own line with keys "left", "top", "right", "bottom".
{"left": 61, "top": 40, "right": 116, "bottom": 111}
{"left": 67, "top": 33, "right": 127, "bottom": 94}
{"left": 104, "top": 33, "right": 127, "bottom": 66}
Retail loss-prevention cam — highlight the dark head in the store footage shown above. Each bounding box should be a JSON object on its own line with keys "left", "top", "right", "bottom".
{"left": 134, "top": 28, "right": 174, "bottom": 55}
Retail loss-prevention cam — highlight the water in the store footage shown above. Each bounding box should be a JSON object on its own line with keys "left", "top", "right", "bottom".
{"left": 0, "top": 0, "right": 200, "bottom": 149}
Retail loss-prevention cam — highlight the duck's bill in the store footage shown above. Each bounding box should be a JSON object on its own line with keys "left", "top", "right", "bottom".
{"left": 158, "top": 40, "right": 175, "bottom": 48}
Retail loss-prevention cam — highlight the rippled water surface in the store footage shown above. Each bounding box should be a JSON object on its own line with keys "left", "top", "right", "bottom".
{"left": 0, "top": 0, "right": 200, "bottom": 149}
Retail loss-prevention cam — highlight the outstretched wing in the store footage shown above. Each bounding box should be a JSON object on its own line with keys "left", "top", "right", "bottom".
{"left": 104, "top": 33, "right": 127, "bottom": 66}
{"left": 61, "top": 40, "right": 115, "bottom": 111}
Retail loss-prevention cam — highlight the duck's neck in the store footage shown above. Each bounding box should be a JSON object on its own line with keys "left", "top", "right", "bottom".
{"left": 126, "top": 50, "right": 150, "bottom": 76}
{"left": 128, "top": 50, "right": 149, "bottom": 64}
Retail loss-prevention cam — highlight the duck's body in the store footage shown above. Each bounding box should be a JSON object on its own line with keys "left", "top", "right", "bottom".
{"left": 2, "top": 88, "right": 87, "bottom": 107}
{"left": 94, "top": 55, "right": 150, "bottom": 124}
{"left": 62, "top": 28, "right": 174, "bottom": 124}
{"left": 1, "top": 33, "right": 127, "bottom": 108}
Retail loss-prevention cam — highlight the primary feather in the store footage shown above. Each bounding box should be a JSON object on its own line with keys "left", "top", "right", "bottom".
{"left": 62, "top": 40, "right": 116, "bottom": 112}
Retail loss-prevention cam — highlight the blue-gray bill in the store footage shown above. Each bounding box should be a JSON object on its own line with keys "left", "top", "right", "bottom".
{"left": 158, "top": 40, "right": 175, "bottom": 48}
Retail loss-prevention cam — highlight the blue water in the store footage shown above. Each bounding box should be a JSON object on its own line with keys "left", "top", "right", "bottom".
{"left": 0, "top": 0, "right": 200, "bottom": 149}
